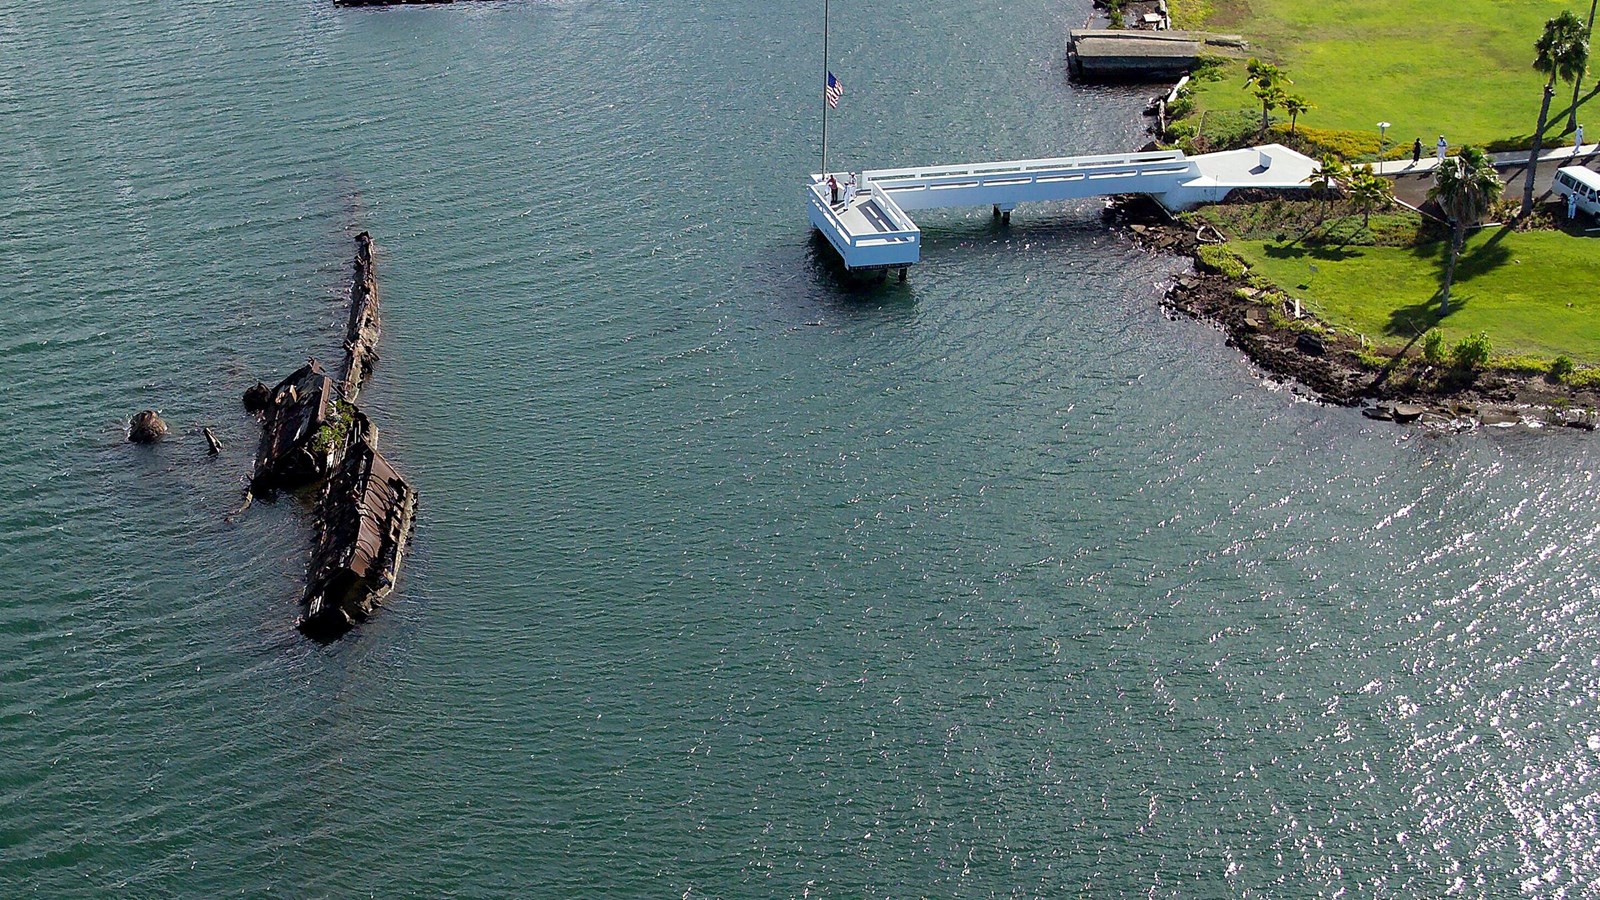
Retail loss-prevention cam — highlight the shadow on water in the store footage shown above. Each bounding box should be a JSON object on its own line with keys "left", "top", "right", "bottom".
{"left": 803, "top": 231, "right": 918, "bottom": 314}
{"left": 915, "top": 206, "right": 1120, "bottom": 259}
{"left": 800, "top": 205, "right": 1115, "bottom": 317}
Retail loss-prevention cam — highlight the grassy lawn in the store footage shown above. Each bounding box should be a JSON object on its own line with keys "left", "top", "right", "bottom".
{"left": 1182, "top": 0, "right": 1592, "bottom": 153}
{"left": 1223, "top": 225, "right": 1600, "bottom": 362}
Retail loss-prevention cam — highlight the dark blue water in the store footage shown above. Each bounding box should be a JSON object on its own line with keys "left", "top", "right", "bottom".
{"left": 4, "top": 1, "right": 1599, "bottom": 896}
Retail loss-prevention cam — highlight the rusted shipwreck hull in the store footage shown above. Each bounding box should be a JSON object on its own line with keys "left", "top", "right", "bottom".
{"left": 250, "top": 361, "right": 376, "bottom": 493}
{"left": 341, "top": 231, "right": 381, "bottom": 400}
{"left": 246, "top": 232, "right": 417, "bottom": 638}
{"left": 299, "top": 440, "right": 418, "bottom": 638}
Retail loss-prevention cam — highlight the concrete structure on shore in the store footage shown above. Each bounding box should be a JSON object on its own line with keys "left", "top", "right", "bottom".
{"left": 808, "top": 144, "right": 1318, "bottom": 272}
{"left": 1067, "top": 30, "right": 1245, "bottom": 81}
{"left": 1069, "top": 30, "right": 1199, "bottom": 80}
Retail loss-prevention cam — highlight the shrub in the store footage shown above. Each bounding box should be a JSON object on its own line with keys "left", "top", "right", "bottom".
{"left": 1272, "top": 125, "right": 1382, "bottom": 160}
{"left": 1190, "top": 55, "right": 1228, "bottom": 83}
{"left": 311, "top": 401, "right": 356, "bottom": 454}
{"left": 1196, "top": 245, "right": 1247, "bottom": 279}
{"left": 1492, "top": 355, "right": 1550, "bottom": 375}
{"left": 1551, "top": 355, "right": 1576, "bottom": 382}
{"left": 1487, "top": 196, "right": 1520, "bottom": 223}
{"left": 1421, "top": 330, "right": 1445, "bottom": 365}
{"left": 1452, "top": 331, "right": 1492, "bottom": 371}
{"left": 1164, "top": 119, "right": 1198, "bottom": 145}
{"left": 1357, "top": 349, "right": 1395, "bottom": 369}
{"left": 1568, "top": 368, "right": 1600, "bottom": 389}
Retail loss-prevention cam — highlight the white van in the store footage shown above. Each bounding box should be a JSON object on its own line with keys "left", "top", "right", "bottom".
{"left": 1552, "top": 166, "right": 1600, "bottom": 216}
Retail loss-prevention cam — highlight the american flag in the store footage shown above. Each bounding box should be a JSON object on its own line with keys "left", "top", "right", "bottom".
{"left": 825, "top": 72, "right": 843, "bottom": 109}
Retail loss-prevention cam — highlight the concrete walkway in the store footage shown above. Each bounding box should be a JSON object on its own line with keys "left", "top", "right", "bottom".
{"left": 1370, "top": 143, "right": 1595, "bottom": 176}
{"left": 1378, "top": 144, "right": 1600, "bottom": 211}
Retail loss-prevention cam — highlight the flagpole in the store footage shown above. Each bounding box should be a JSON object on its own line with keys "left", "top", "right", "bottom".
{"left": 821, "top": 0, "right": 830, "bottom": 178}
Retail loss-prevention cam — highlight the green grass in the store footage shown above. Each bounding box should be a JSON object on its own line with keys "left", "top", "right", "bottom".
{"left": 1183, "top": 0, "right": 1592, "bottom": 153}
{"left": 1167, "top": 0, "right": 1216, "bottom": 30}
{"left": 1224, "top": 226, "right": 1600, "bottom": 362}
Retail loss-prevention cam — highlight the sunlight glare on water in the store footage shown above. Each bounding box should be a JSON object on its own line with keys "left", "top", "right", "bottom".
{"left": 2, "top": 1, "right": 1599, "bottom": 896}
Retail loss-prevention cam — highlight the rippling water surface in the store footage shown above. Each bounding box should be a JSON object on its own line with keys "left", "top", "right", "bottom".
{"left": 4, "top": 1, "right": 1600, "bottom": 896}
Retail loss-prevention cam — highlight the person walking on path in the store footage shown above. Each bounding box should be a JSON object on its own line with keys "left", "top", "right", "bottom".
{"left": 1437, "top": 135, "right": 1448, "bottom": 162}
{"left": 1577, "top": 124, "right": 1586, "bottom": 155}
{"left": 1412, "top": 137, "right": 1422, "bottom": 166}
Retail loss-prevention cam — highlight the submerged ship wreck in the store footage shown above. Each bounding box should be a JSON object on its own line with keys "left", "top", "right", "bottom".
{"left": 300, "top": 440, "right": 418, "bottom": 637}
{"left": 247, "top": 232, "right": 417, "bottom": 639}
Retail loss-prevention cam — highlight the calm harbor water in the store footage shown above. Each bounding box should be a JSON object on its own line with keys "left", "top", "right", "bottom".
{"left": 4, "top": 1, "right": 1600, "bottom": 896}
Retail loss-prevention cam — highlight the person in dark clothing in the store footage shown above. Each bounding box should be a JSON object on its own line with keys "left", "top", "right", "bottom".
{"left": 828, "top": 175, "right": 840, "bottom": 205}
{"left": 1412, "top": 138, "right": 1422, "bottom": 166}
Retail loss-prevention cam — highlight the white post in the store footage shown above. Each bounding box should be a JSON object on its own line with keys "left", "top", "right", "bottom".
{"left": 820, "top": 0, "right": 830, "bottom": 178}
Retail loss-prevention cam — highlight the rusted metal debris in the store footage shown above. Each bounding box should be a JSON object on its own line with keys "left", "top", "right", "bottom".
{"left": 250, "top": 361, "right": 375, "bottom": 493}
{"left": 298, "top": 439, "right": 418, "bottom": 639}
{"left": 243, "top": 381, "right": 271, "bottom": 414}
{"left": 340, "top": 231, "right": 381, "bottom": 401}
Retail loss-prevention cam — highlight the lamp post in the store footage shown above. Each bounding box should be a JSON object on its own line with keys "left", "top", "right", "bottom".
{"left": 1377, "top": 121, "right": 1391, "bottom": 154}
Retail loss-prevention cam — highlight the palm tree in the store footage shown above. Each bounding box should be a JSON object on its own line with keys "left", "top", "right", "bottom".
{"left": 1244, "top": 59, "right": 1288, "bottom": 133}
{"left": 1350, "top": 165, "right": 1394, "bottom": 228}
{"left": 1282, "top": 94, "right": 1313, "bottom": 136}
{"left": 1430, "top": 147, "right": 1502, "bottom": 315}
{"left": 1569, "top": 0, "right": 1598, "bottom": 133}
{"left": 1308, "top": 154, "right": 1349, "bottom": 225}
{"left": 1254, "top": 85, "right": 1287, "bottom": 135}
{"left": 1522, "top": 12, "right": 1590, "bottom": 215}
{"left": 1243, "top": 58, "right": 1278, "bottom": 89}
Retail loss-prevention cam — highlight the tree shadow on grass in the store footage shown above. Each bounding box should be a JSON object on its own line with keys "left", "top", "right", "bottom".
{"left": 1487, "top": 84, "right": 1600, "bottom": 152}
{"left": 1382, "top": 225, "right": 1514, "bottom": 336}
{"left": 1548, "top": 83, "right": 1600, "bottom": 136}
{"left": 1260, "top": 241, "right": 1362, "bottom": 263}
{"left": 1384, "top": 291, "right": 1449, "bottom": 339}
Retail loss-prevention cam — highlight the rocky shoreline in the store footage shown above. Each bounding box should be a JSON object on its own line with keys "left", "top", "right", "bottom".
{"left": 1108, "top": 197, "right": 1599, "bottom": 432}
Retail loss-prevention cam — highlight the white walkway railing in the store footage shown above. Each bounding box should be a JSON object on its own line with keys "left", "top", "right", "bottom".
{"left": 808, "top": 144, "right": 1319, "bottom": 271}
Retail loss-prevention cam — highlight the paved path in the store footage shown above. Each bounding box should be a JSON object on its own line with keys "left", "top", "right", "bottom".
{"left": 1370, "top": 143, "right": 1596, "bottom": 176}
{"left": 1374, "top": 144, "right": 1600, "bottom": 212}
